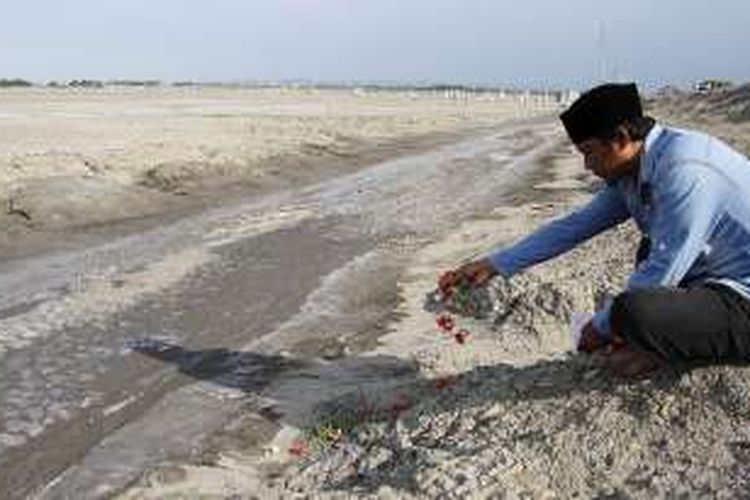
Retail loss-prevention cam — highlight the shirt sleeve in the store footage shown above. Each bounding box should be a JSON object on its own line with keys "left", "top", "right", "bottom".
{"left": 489, "top": 185, "right": 630, "bottom": 277}
{"left": 596, "top": 161, "right": 726, "bottom": 337}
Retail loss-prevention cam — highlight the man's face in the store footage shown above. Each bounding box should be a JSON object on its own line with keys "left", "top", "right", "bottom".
{"left": 576, "top": 136, "right": 640, "bottom": 182}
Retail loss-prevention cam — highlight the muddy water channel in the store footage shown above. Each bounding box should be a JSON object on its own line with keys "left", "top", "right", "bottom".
{"left": 0, "top": 117, "right": 562, "bottom": 498}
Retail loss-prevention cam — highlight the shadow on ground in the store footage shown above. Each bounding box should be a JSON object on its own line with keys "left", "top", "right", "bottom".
{"left": 130, "top": 339, "right": 421, "bottom": 427}
{"left": 132, "top": 338, "right": 750, "bottom": 497}
{"left": 131, "top": 339, "right": 306, "bottom": 392}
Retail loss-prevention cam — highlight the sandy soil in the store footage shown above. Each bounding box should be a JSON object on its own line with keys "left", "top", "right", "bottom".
{"left": 650, "top": 83, "right": 750, "bottom": 156}
{"left": 0, "top": 86, "right": 553, "bottom": 252}
{"left": 112, "top": 89, "right": 750, "bottom": 499}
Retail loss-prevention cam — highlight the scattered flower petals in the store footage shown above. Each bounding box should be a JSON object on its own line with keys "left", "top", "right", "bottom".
{"left": 438, "top": 271, "right": 458, "bottom": 296}
{"left": 436, "top": 313, "right": 455, "bottom": 332}
{"left": 435, "top": 311, "right": 470, "bottom": 346}
{"left": 454, "top": 329, "right": 470, "bottom": 345}
{"left": 289, "top": 439, "right": 309, "bottom": 457}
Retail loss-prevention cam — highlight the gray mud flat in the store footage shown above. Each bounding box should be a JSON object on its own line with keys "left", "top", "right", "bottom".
{"left": 0, "top": 117, "right": 562, "bottom": 498}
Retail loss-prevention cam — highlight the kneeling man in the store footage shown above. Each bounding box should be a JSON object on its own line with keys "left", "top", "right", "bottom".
{"left": 440, "top": 83, "right": 750, "bottom": 375}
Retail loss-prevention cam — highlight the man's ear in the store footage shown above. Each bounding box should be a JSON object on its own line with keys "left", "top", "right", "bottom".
{"left": 612, "top": 125, "right": 632, "bottom": 150}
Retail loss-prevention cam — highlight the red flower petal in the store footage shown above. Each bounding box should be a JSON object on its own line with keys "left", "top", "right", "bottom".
{"left": 438, "top": 271, "right": 458, "bottom": 296}
{"left": 436, "top": 313, "right": 455, "bottom": 332}
{"left": 454, "top": 329, "right": 471, "bottom": 345}
{"left": 289, "top": 439, "right": 309, "bottom": 457}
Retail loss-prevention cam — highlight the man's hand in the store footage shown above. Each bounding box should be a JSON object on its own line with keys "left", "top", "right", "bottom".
{"left": 439, "top": 258, "right": 498, "bottom": 294}
{"left": 577, "top": 320, "right": 608, "bottom": 353}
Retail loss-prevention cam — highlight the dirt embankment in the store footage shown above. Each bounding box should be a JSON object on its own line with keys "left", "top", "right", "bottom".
{"left": 650, "top": 83, "right": 750, "bottom": 155}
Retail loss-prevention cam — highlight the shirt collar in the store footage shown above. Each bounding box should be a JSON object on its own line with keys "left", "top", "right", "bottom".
{"left": 639, "top": 123, "right": 665, "bottom": 186}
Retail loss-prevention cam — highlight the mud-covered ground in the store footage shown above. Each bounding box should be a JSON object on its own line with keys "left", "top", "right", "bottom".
{"left": 119, "top": 88, "right": 750, "bottom": 499}
{"left": 265, "top": 207, "right": 750, "bottom": 499}
{"left": 3, "top": 113, "right": 566, "bottom": 498}
{"left": 0, "top": 87, "right": 552, "bottom": 260}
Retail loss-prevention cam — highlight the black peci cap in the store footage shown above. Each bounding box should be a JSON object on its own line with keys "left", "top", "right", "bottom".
{"left": 560, "top": 83, "right": 643, "bottom": 144}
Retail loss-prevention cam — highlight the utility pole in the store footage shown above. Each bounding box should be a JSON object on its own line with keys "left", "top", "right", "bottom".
{"left": 595, "top": 18, "right": 607, "bottom": 83}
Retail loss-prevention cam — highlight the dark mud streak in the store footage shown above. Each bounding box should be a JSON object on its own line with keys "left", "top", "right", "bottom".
{"left": 0, "top": 119, "right": 550, "bottom": 264}
{"left": 0, "top": 216, "right": 373, "bottom": 500}
{"left": 0, "top": 298, "right": 48, "bottom": 320}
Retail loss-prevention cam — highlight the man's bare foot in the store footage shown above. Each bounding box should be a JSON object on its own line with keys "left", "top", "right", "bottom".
{"left": 604, "top": 347, "right": 664, "bottom": 378}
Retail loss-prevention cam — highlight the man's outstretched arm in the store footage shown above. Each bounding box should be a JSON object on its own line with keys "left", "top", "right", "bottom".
{"left": 490, "top": 186, "right": 630, "bottom": 277}
{"left": 441, "top": 185, "right": 630, "bottom": 290}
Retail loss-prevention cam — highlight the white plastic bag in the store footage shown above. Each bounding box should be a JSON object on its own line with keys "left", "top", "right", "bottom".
{"left": 569, "top": 312, "right": 591, "bottom": 350}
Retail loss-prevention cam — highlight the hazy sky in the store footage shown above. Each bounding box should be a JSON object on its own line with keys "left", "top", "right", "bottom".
{"left": 2, "top": 0, "right": 748, "bottom": 89}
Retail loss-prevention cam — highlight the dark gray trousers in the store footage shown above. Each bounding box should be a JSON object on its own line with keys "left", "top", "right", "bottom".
{"left": 612, "top": 236, "right": 750, "bottom": 361}
{"left": 611, "top": 284, "right": 750, "bottom": 362}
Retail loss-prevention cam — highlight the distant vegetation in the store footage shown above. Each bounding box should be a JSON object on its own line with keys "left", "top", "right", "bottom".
{"left": 0, "top": 77, "right": 622, "bottom": 98}
{"left": 0, "top": 78, "right": 569, "bottom": 100}
{"left": 108, "top": 79, "right": 162, "bottom": 87}
{"left": 67, "top": 79, "right": 105, "bottom": 88}
{"left": 41, "top": 79, "right": 162, "bottom": 88}
{"left": 0, "top": 78, "right": 33, "bottom": 87}
{"left": 45, "top": 79, "right": 162, "bottom": 88}
{"left": 45, "top": 79, "right": 107, "bottom": 88}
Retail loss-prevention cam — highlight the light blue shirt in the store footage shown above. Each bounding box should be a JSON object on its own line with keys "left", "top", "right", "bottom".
{"left": 490, "top": 124, "right": 750, "bottom": 337}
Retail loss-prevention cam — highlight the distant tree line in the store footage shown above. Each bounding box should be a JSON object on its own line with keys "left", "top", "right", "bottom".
{"left": 0, "top": 78, "right": 195, "bottom": 88}
{"left": 108, "top": 80, "right": 162, "bottom": 87}
{"left": 0, "top": 78, "right": 33, "bottom": 87}
{"left": 0, "top": 78, "right": 565, "bottom": 95}
{"left": 46, "top": 79, "right": 163, "bottom": 88}
{"left": 65, "top": 79, "right": 105, "bottom": 88}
